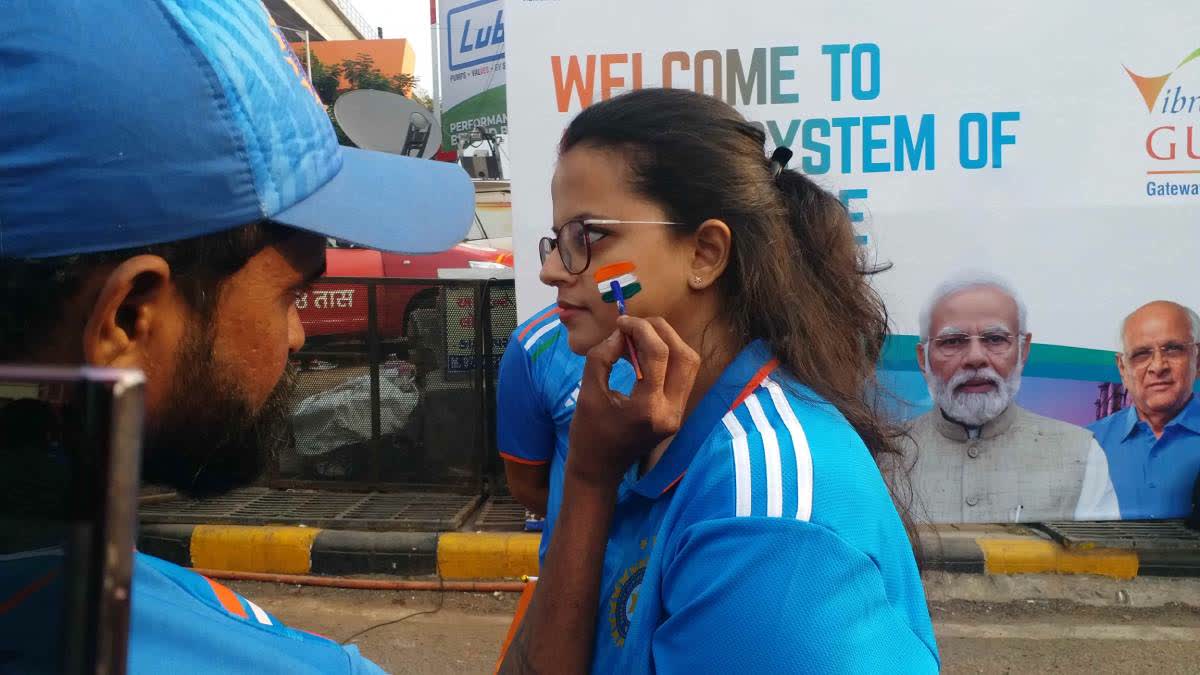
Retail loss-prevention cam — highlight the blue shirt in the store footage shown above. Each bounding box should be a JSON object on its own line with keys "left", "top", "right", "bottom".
{"left": 496, "top": 305, "right": 634, "bottom": 562}
{"left": 1088, "top": 395, "right": 1200, "bottom": 519}
{"left": 591, "top": 341, "right": 939, "bottom": 673}
{"left": 0, "top": 550, "right": 385, "bottom": 674}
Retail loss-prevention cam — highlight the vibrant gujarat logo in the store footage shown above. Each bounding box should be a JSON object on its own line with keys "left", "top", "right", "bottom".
{"left": 1124, "top": 47, "right": 1200, "bottom": 113}
{"left": 1124, "top": 48, "right": 1200, "bottom": 184}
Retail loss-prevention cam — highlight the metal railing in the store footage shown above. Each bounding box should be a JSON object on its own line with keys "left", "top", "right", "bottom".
{"left": 326, "top": 0, "right": 375, "bottom": 40}
{"left": 269, "top": 277, "right": 516, "bottom": 494}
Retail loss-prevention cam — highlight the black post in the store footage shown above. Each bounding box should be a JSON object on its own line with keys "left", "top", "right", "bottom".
{"left": 367, "top": 281, "right": 382, "bottom": 483}
{"left": 473, "top": 281, "right": 488, "bottom": 494}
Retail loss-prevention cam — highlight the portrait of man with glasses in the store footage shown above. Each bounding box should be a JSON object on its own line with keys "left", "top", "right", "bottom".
{"left": 899, "top": 273, "right": 1119, "bottom": 524}
{"left": 1088, "top": 301, "right": 1200, "bottom": 520}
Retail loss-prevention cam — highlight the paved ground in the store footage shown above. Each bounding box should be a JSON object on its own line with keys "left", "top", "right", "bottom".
{"left": 230, "top": 580, "right": 1200, "bottom": 674}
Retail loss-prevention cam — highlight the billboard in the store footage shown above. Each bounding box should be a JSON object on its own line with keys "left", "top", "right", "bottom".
{"left": 505, "top": 0, "right": 1200, "bottom": 524}
{"left": 439, "top": 0, "right": 508, "bottom": 150}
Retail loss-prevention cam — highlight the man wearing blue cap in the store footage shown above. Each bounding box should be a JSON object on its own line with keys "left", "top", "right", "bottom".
{"left": 0, "top": 0, "right": 473, "bottom": 671}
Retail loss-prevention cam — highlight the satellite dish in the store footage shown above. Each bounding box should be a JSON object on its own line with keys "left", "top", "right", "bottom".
{"left": 333, "top": 89, "right": 443, "bottom": 159}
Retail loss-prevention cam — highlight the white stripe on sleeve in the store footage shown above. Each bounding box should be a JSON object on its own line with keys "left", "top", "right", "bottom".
{"left": 745, "top": 394, "right": 784, "bottom": 518}
{"left": 523, "top": 319, "right": 561, "bottom": 351}
{"left": 246, "top": 599, "right": 273, "bottom": 626}
{"left": 722, "top": 411, "right": 752, "bottom": 517}
{"left": 764, "top": 377, "right": 813, "bottom": 522}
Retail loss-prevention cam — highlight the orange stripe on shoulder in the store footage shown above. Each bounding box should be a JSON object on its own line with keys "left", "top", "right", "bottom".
{"left": 204, "top": 576, "right": 248, "bottom": 619}
{"left": 659, "top": 472, "right": 686, "bottom": 496}
{"left": 499, "top": 452, "right": 550, "bottom": 466}
{"left": 730, "top": 359, "right": 780, "bottom": 410}
{"left": 517, "top": 307, "right": 561, "bottom": 342}
{"left": 0, "top": 568, "right": 59, "bottom": 616}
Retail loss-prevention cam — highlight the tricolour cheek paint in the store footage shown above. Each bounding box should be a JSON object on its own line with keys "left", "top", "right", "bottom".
{"left": 594, "top": 262, "right": 644, "bottom": 380}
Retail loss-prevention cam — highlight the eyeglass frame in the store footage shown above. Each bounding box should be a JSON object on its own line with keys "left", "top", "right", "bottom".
{"left": 922, "top": 330, "right": 1027, "bottom": 359}
{"left": 1120, "top": 341, "right": 1200, "bottom": 370}
{"left": 538, "top": 218, "right": 682, "bottom": 275}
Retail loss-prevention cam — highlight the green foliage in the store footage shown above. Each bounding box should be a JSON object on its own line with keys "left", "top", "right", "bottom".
{"left": 308, "top": 52, "right": 341, "bottom": 104}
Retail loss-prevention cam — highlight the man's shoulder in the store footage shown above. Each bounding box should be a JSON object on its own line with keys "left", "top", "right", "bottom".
{"left": 1010, "top": 405, "right": 1095, "bottom": 446}
{"left": 902, "top": 410, "right": 942, "bottom": 445}
{"left": 1087, "top": 408, "right": 1125, "bottom": 436}
{"left": 509, "top": 305, "right": 564, "bottom": 354}
{"left": 130, "top": 553, "right": 380, "bottom": 673}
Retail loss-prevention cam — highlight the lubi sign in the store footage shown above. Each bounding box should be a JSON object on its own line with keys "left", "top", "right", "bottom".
{"left": 447, "top": 0, "right": 504, "bottom": 71}
{"left": 440, "top": 0, "right": 508, "bottom": 151}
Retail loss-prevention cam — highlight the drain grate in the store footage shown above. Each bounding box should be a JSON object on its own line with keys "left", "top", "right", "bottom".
{"left": 474, "top": 496, "right": 530, "bottom": 532}
{"left": 1039, "top": 520, "right": 1200, "bottom": 551}
{"left": 139, "top": 487, "right": 481, "bottom": 531}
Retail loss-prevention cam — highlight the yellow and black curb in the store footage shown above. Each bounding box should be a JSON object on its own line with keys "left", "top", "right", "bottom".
{"left": 139, "top": 523, "right": 1197, "bottom": 580}
{"left": 139, "top": 524, "right": 540, "bottom": 579}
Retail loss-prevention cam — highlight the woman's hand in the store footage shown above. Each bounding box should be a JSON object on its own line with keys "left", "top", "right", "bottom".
{"left": 566, "top": 316, "right": 701, "bottom": 489}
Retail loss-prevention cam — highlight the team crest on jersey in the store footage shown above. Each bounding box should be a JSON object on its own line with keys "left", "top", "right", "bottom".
{"left": 608, "top": 537, "right": 654, "bottom": 646}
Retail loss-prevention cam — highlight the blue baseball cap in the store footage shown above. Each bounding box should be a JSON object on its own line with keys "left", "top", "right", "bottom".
{"left": 0, "top": 0, "right": 474, "bottom": 259}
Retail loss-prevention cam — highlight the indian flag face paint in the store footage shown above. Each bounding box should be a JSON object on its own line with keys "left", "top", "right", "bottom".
{"left": 593, "top": 262, "right": 642, "bottom": 303}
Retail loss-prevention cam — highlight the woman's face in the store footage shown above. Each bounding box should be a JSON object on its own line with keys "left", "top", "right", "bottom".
{"left": 541, "top": 145, "right": 695, "bottom": 355}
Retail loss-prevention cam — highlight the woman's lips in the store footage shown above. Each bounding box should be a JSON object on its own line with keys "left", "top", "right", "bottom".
{"left": 557, "top": 300, "right": 587, "bottom": 321}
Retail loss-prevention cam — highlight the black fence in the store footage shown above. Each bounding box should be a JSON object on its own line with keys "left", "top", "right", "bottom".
{"left": 268, "top": 277, "right": 516, "bottom": 494}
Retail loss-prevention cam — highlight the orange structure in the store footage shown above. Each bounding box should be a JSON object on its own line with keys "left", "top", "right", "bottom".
{"left": 290, "top": 38, "right": 416, "bottom": 92}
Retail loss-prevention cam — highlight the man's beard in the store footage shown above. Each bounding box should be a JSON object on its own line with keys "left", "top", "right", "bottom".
{"left": 141, "top": 329, "right": 296, "bottom": 499}
{"left": 925, "top": 363, "right": 1023, "bottom": 428}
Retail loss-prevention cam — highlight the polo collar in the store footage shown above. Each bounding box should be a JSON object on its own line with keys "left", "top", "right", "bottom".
{"left": 1122, "top": 393, "right": 1200, "bottom": 440}
{"left": 626, "top": 339, "right": 778, "bottom": 499}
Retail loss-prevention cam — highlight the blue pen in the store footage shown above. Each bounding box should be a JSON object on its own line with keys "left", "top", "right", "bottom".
{"left": 609, "top": 280, "right": 644, "bottom": 380}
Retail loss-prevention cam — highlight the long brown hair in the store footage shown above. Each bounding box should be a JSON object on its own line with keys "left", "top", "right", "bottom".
{"left": 560, "top": 88, "right": 915, "bottom": 542}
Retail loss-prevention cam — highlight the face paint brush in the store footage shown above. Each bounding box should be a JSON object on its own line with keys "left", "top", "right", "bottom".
{"left": 594, "top": 262, "right": 644, "bottom": 380}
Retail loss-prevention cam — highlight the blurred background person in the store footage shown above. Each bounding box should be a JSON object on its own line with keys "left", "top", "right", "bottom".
{"left": 496, "top": 305, "right": 634, "bottom": 563}
{"left": 904, "top": 273, "right": 1117, "bottom": 523}
{"left": 1090, "top": 301, "right": 1200, "bottom": 519}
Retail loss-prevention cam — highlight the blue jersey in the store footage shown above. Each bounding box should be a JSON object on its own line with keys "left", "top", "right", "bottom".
{"left": 0, "top": 549, "right": 384, "bottom": 673}
{"left": 1088, "top": 395, "right": 1200, "bottom": 519}
{"left": 591, "top": 341, "right": 939, "bottom": 673}
{"left": 496, "top": 305, "right": 635, "bottom": 562}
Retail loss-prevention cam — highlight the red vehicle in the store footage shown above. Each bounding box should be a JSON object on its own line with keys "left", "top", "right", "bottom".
{"left": 297, "top": 242, "right": 513, "bottom": 344}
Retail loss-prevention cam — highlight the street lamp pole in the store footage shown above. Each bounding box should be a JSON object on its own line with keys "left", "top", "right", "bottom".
{"left": 276, "top": 25, "right": 313, "bottom": 83}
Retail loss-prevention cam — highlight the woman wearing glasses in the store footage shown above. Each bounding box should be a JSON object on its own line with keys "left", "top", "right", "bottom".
{"left": 499, "top": 88, "right": 938, "bottom": 674}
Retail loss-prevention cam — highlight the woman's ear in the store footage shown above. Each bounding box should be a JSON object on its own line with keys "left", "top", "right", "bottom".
{"left": 82, "top": 255, "right": 178, "bottom": 370}
{"left": 688, "top": 219, "right": 732, "bottom": 290}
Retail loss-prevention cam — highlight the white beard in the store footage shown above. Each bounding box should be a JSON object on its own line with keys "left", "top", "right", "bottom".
{"left": 924, "top": 363, "right": 1023, "bottom": 427}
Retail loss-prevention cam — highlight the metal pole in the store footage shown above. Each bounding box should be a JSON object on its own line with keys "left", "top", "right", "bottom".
{"left": 367, "top": 282, "right": 381, "bottom": 483}
{"left": 430, "top": 0, "right": 442, "bottom": 127}
{"left": 304, "top": 30, "right": 312, "bottom": 83}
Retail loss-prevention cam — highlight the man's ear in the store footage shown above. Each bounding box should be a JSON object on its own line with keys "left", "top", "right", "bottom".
{"left": 82, "top": 255, "right": 175, "bottom": 369}
{"left": 1115, "top": 352, "right": 1130, "bottom": 389}
{"left": 916, "top": 341, "right": 927, "bottom": 373}
{"left": 689, "top": 219, "right": 732, "bottom": 290}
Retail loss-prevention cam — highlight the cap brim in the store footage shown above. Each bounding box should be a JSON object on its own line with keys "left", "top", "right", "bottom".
{"left": 272, "top": 146, "right": 475, "bottom": 254}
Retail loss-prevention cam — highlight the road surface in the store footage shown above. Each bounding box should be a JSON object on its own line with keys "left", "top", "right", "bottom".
{"left": 228, "top": 580, "right": 1200, "bottom": 674}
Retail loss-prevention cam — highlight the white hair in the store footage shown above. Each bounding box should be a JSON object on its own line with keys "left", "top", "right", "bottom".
{"left": 918, "top": 271, "right": 1028, "bottom": 342}
{"left": 1119, "top": 302, "right": 1200, "bottom": 352}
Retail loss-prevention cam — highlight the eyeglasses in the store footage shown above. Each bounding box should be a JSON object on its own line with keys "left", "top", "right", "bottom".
{"left": 1123, "top": 342, "right": 1198, "bottom": 369}
{"left": 927, "top": 331, "right": 1021, "bottom": 359}
{"left": 538, "top": 219, "right": 681, "bottom": 275}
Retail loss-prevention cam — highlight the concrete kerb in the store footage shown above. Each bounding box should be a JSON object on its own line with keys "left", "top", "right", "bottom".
{"left": 136, "top": 523, "right": 1198, "bottom": 581}
{"left": 136, "top": 524, "right": 536, "bottom": 578}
